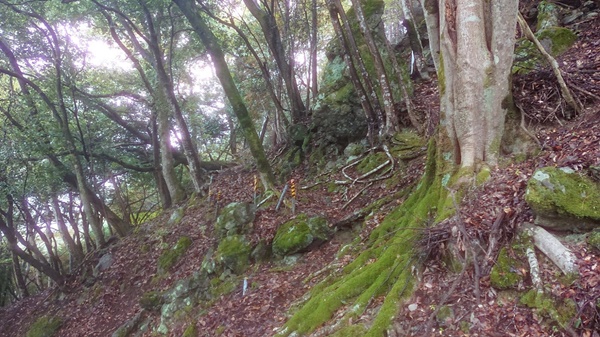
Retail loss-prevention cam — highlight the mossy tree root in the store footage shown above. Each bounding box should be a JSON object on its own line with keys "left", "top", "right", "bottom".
{"left": 277, "top": 140, "right": 455, "bottom": 336}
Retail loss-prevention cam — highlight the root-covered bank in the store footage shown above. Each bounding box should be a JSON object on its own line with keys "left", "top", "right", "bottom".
{"left": 276, "top": 138, "right": 460, "bottom": 336}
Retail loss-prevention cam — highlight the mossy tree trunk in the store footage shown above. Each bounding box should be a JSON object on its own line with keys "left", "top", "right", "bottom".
{"left": 174, "top": 0, "right": 276, "bottom": 189}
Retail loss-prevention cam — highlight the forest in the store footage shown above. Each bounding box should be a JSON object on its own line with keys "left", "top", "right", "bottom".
{"left": 0, "top": 0, "right": 599, "bottom": 336}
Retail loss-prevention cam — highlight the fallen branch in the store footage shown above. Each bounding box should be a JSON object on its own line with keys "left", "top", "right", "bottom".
{"left": 517, "top": 12, "right": 582, "bottom": 115}
{"left": 342, "top": 182, "right": 373, "bottom": 210}
{"left": 522, "top": 223, "right": 579, "bottom": 275}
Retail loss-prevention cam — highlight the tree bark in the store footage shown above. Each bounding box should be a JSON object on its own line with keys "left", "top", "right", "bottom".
{"left": 424, "top": 0, "right": 519, "bottom": 168}
{"left": 174, "top": 0, "right": 276, "bottom": 189}
{"left": 51, "top": 194, "right": 84, "bottom": 270}
{"left": 333, "top": 0, "right": 384, "bottom": 128}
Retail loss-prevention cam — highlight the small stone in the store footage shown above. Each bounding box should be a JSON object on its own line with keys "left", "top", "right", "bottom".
{"left": 408, "top": 303, "right": 418, "bottom": 311}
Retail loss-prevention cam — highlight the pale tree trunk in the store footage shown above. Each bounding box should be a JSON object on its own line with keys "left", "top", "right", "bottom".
{"left": 402, "top": 0, "right": 430, "bottom": 79}
{"left": 51, "top": 194, "right": 84, "bottom": 270}
{"left": 350, "top": 0, "right": 399, "bottom": 136}
{"left": 425, "top": 0, "right": 518, "bottom": 168}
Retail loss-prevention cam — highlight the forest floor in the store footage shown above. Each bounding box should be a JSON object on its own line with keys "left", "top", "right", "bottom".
{"left": 1, "top": 6, "right": 600, "bottom": 337}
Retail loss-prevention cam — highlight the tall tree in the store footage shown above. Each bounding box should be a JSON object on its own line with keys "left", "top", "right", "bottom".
{"left": 242, "top": 0, "right": 307, "bottom": 123}
{"left": 422, "top": 0, "right": 519, "bottom": 167}
{"left": 173, "top": 0, "right": 276, "bottom": 189}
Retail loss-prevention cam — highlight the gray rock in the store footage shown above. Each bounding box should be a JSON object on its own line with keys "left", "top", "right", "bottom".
{"left": 93, "top": 253, "right": 114, "bottom": 277}
{"left": 215, "top": 202, "right": 255, "bottom": 239}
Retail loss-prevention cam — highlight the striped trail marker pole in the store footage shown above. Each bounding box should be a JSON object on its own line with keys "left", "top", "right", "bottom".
{"left": 290, "top": 178, "right": 297, "bottom": 214}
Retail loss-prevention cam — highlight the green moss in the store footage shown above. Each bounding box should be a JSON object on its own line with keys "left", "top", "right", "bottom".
{"left": 26, "top": 316, "right": 63, "bottom": 337}
{"left": 520, "top": 290, "right": 578, "bottom": 329}
{"left": 276, "top": 139, "right": 446, "bottom": 337}
{"left": 356, "top": 152, "right": 388, "bottom": 174}
{"left": 182, "top": 324, "right": 197, "bottom": 337}
{"left": 139, "top": 291, "right": 164, "bottom": 311}
{"left": 513, "top": 26, "right": 576, "bottom": 74}
{"left": 329, "top": 324, "right": 367, "bottom": 337}
{"left": 525, "top": 167, "right": 600, "bottom": 225}
{"left": 215, "top": 325, "right": 226, "bottom": 335}
{"left": 490, "top": 247, "right": 523, "bottom": 289}
{"left": 476, "top": 165, "right": 491, "bottom": 185}
{"left": 215, "top": 235, "right": 251, "bottom": 274}
{"left": 588, "top": 230, "right": 600, "bottom": 252}
{"left": 272, "top": 215, "right": 329, "bottom": 257}
{"left": 158, "top": 236, "right": 192, "bottom": 273}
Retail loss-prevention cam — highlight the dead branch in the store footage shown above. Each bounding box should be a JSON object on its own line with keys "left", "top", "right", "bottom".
{"left": 517, "top": 12, "right": 582, "bottom": 115}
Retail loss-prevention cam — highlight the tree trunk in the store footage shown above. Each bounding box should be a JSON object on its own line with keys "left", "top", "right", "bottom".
{"left": 140, "top": 2, "right": 208, "bottom": 196}
{"left": 12, "top": 253, "right": 29, "bottom": 298}
{"left": 333, "top": 0, "right": 384, "bottom": 128}
{"left": 350, "top": 0, "right": 400, "bottom": 135}
{"left": 51, "top": 194, "right": 84, "bottom": 270}
{"left": 174, "top": 0, "right": 276, "bottom": 189}
{"left": 242, "top": 0, "right": 307, "bottom": 123}
{"left": 425, "top": 0, "right": 519, "bottom": 168}
{"left": 326, "top": 0, "right": 379, "bottom": 145}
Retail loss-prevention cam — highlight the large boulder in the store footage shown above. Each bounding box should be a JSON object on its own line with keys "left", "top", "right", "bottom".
{"left": 215, "top": 202, "right": 255, "bottom": 239}
{"left": 525, "top": 167, "right": 600, "bottom": 231}
{"left": 272, "top": 214, "right": 331, "bottom": 257}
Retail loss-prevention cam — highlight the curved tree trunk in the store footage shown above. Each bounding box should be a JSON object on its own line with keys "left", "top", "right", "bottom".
{"left": 174, "top": 0, "right": 276, "bottom": 189}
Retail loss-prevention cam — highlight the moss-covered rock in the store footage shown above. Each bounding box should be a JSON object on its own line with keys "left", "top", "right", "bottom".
{"left": 490, "top": 247, "right": 526, "bottom": 290}
{"left": 272, "top": 214, "right": 331, "bottom": 257}
{"left": 513, "top": 26, "right": 577, "bottom": 74}
{"left": 215, "top": 202, "right": 255, "bottom": 239}
{"left": 182, "top": 324, "right": 197, "bottom": 337}
{"left": 525, "top": 167, "right": 600, "bottom": 231}
{"left": 587, "top": 230, "right": 600, "bottom": 252}
{"left": 139, "top": 291, "right": 164, "bottom": 312}
{"left": 215, "top": 235, "right": 252, "bottom": 274}
{"left": 157, "top": 236, "right": 192, "bottom": 273}
{"left": 520, "top": 289, "right": 578, "bottom": 329}
{"left": 26, "top": 315, "right": 62, "bottom": 337}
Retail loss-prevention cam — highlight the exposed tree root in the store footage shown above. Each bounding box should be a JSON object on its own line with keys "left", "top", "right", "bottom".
{"left": 276, "top": 141, "right": 454, "bottom": 336}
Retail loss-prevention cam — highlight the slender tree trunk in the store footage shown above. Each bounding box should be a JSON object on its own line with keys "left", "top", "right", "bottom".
{"left": 334, "top": 0, "right": 384, "bottom": 128}
{"left": 140, "top": 2, "right": 208, "bottom": 195}
{"left": 174, "top": 0, "right": 276, "bottom": 189}
{"left": 51, "top": 194, "right": 84, "bottom": 270}
{"left": 310, "top": 0, "right": 319, "bottom": 101}
{"left": 242, "top": 0, "right": 307, "bottom": 123}
{"left": 350, "top": 0, "right": 399, "bottom": 135}
{"left": 12, "top": 253, "right": 28, "bottom": 298}
{"left": 402, "top": 0, "right": 430, "bottom": 79}
{"left": 327, "top": 0, "right": 378, "bottom": 145}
